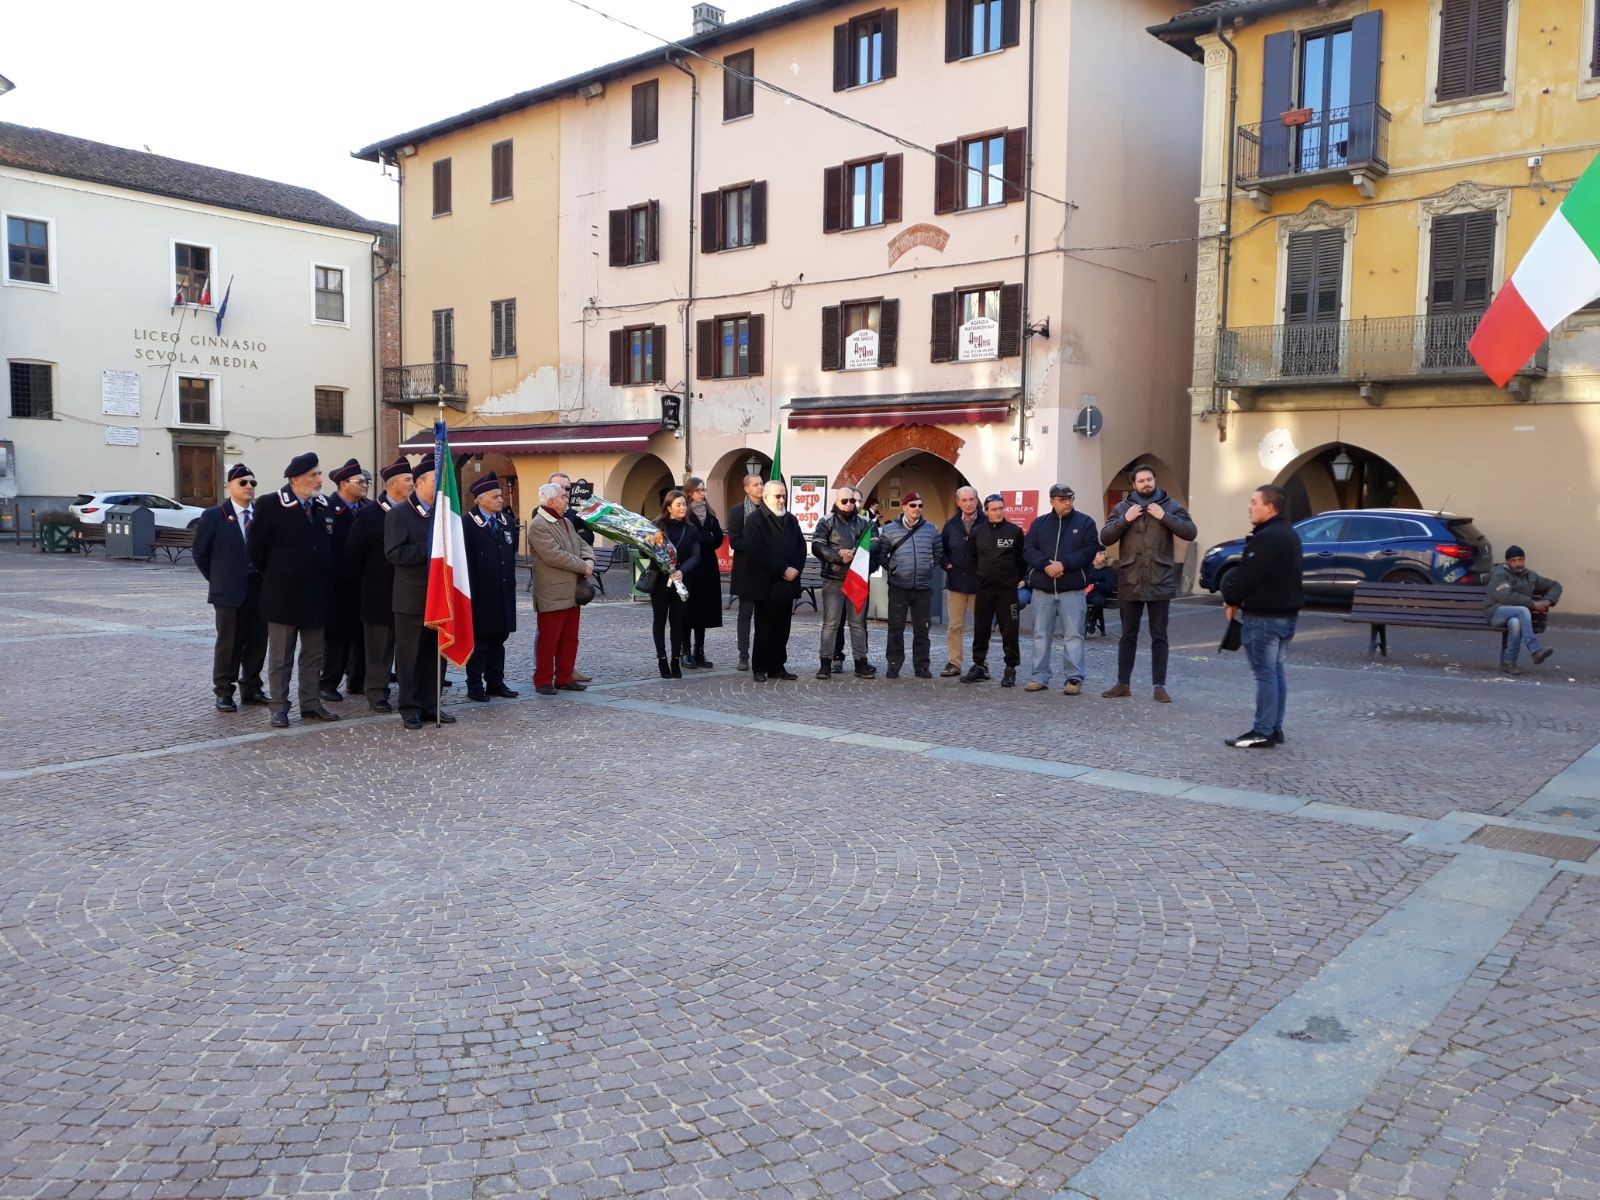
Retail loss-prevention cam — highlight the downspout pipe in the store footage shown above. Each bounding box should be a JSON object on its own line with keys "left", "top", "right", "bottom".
{"left": 668, "top": 55, "right": 698, "bottom": 474}
{"left": 1017, "top": 0, "right": 1038, "bottom": 467}
{"left": 1215, "top": 20, "right": 1239, "bottom": 414}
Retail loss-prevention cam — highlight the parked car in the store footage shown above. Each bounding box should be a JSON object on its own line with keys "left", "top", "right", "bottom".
{"left": 68, "top": 491, "right": 207, "bottom": 531}
{"left": 1199, "top": 509, "right": 1492, "bottom": 600}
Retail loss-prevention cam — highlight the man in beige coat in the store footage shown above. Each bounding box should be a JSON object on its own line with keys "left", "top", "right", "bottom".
{"left": 527, "top": 482, "right": 595, "bottom": 695}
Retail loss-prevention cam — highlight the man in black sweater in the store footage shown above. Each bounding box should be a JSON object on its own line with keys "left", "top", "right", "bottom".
{"left": 1220, "top": 485, "right": 1304, "bottom": 749}
{"left": 964, "top": 494, "right": 1028, "bottom": 688}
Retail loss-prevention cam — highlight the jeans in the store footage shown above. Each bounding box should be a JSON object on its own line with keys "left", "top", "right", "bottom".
{"left": 820, "top": 579, "right": 869, "bottom": 661}
{"left": 886, "top": 585, "right": 932, "bottom": 671}
{"left": 1489, "top": 605, "right": 1544, "bottom": 663}
{"left": 1030, "top": 590, "right": 1087, "bottom": 685}
{"left": 1242, "top": 615, "right": 1296, "bottom": 736}
{"left": 1117, "top": 599, "right": 1170, "bottom": 686}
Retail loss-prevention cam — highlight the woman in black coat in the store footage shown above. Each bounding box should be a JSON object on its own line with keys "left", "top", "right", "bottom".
{"left": 682, "top": 476, "right": 724, "bottom": 669}
{"left": 651, "top": 490, "right": 701, "bottom": 679}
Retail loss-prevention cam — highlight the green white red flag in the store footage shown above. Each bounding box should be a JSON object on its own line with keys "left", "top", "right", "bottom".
{"left": 1470, "top": 152, "right": 1600, "bottom": 386}
{"left": 424, "top": 420, "right": 475, "bottom": 667}
{"left": 841, "top": 520, "right": 873, "bottom": 613}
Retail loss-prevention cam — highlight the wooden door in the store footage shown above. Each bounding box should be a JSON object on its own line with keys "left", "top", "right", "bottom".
{"left": 178, "top": 445, "right": 219, "bottom": 507}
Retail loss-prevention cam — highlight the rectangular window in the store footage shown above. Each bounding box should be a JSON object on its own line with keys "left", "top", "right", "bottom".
{"left": 610, "top": 201, "right": 660, "bottom": 266}
{"left": 178, "top": 376, "right": 213, "bottom": 425}
{"left": 946, "top": 0, "right": 1017, "bottom": 61}
{"left": 963, "top": 134, "right": 1005, "bottom": 209}
{"left": 1282, "top": 228, "right": 1345, "bottom": 375}
{"left": 968, "top": 0, "right": 1001, "bottom": 56}
{"left": 701, "top": 182, "right": 767, "bottom": 252}
{"left": 1425, "top": 210, "right": 1496, "bottom": 367}
{"left": 931, "top": 283, "right": 1020, "bottom": 361}
{"left": 315, "top": 387, "right": 345, "bottom": 435}
{"left": 609, "top": 324, "right": 667, "bottom": 386}
{"left": 850, "top": 159, "right": 886, "bottom": 229}
{"left": 8, "top": 361, "right": 52, "bottom": 419}
{"left": 696, "top": 313, "right": 766, "bottom": 378}
{"left": 719, "top": 315, "right": 751, "bottom": 378}
{"left": 432, "top": 308, "right": 455, "bottom": 363}
{"left": 824, "top": 155, "right": 902, "bottom": 233}
{"left": 854, "top": 12, "right": 884, "bottom": 85}
{"left": 724, "top": 49, "right": 754, "bottom": 120}
{"left": 959, "top": 285, "right": 1000, "bottom": 327}
{"left": 491, "top": 298, "right": 517, "bottom": 359}
{"left": 491, "top": 140, "right": 513, "bottom": 201}
{"left": 935, "top": 130, "right": 1023, "bottom": 213}
{"left": 174, "top": 242, "right": 211, "bottom": 305}
{"left": 629, "top": 206, "right": 652, "bottom": 264}
{"left": 723, "top": 185, "right": 753, "bottom": 249}
{"left": 1436, "top": 0, "right": 1507, "bottom": 101}
{"left": 627, "top": 327, "right": 655, "bottom": 384}
{"left": 433, "top": 159, "right": 452, "bottom": 216}
{"left": 314, "top": 265, "right": 346, "bottom": 323}
{"left": 835, "top": 9, "right": 898, "bottom": 90}
{"left": 632, "top": 80, "right": 659, "bottom": 145}
{"left": 6, "top": 215, "right": 50, "bottom": 285}
{"left": 821, "top": 299, "right": 899, "bottom": 370}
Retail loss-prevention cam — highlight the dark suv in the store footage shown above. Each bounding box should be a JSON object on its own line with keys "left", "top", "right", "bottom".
{"left": 1199, "top": 509, "right": 1492, "bottom": 600}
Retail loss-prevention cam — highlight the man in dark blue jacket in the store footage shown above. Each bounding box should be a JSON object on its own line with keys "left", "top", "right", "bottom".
{"left": 193, "top": 462, "right": 268, "bottom": 712}
{"left": 463, "top": 473, "right": 520, "bottom": 702}
{"left": 937, "top": 486, "right": 982, "bottom": 677}
{"left": 1220, "top": 484, "right": 1304, "bottom": 749}
{"left": 1022, "top": 484, "right": 1101, "bottom": 696}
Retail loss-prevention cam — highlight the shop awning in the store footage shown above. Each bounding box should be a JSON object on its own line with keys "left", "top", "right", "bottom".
{"left": 401, "top": 421, "right": 667, "bottom": 453}
{"left": 783, "top": 389, "right": 1015, "bottom": 430}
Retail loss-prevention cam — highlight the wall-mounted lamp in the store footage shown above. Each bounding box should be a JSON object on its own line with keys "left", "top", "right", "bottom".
{"left": 1329, "top": 448, "right": 1356, "bottom": 484}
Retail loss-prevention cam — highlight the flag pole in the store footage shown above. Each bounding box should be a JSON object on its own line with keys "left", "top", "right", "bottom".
{"left": 435, "top": 388, "right": 445, "bottom": 729}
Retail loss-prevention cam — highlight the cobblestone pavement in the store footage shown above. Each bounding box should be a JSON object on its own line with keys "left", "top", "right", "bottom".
{"left": 2, "top": 548, "right": 1598, "bottom": 1199}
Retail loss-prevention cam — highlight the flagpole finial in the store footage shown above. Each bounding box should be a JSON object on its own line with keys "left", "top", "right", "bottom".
{"left": 436, "top": 383, "right": 446, "bottom": 416}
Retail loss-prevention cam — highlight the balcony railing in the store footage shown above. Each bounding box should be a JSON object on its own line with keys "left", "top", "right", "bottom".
{"left": 1215, "top": 311, "right": 1548, "bottom": 388}
{"left": 383, "top": 363, "right": 468, "bottom": 409}
{"left": 1236, "top": 103, "right": 1390, "bottom": 193}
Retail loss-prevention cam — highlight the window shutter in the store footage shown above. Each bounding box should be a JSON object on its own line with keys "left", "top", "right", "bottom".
{"left": 433, "top": 159, "right": 452, "bottom": 215}
{"left": 701, "top": 191, "right": 720, "bottom": 252}
{"left": 652, "top": 325, "right": 668, "bottom": 383}
{"left": 930, "top": 291, "right": 955, "bottom": 362}
{"left": 1437, "top": 0, "right": 1472, "bottom": 100}
{"left": 609, "top": 209, "right": 627, "bottom": 266}
{"left": 1002, "top": 128, "right": 1027, "bottom": 203}
{"left": 632, "top": 85, "right": 645, "bottom": 144}
{"left": 1000, "top": 0, "right": 1021, "bottom": 49}
{"left": 646, "top": 200, "right": 660, "bottom": 262}
{"left": 750, "top": 181, "right": 768, "bottom": 245}
{"left": 1593, "top": 0, "right": 1600, "bottom": 77}
{"left": 1285, "top": 229, "right": 1343, "bottom": 323}
{"left": 934, "top": 141, "right": 959, "bottom": 214}
{"left": 1471, "top": 0, "right": 1507, "bottom": 96}
{"left": 747, "top": 314, "right": 766, "bottom": 376}
{"left": 834, "top": 22, "right": 850, "bottom": 91}
{"left": 882, "top": 9, "right": 899, "bottom": 79}
{"left": 1430, "top": 211, "right": 1497, "bottom": 312}
{"left": 879, "top": 299, "right": 900, "bottom": 366}
{"left": 821, "top": 305, "right": 842, "bottom": 371}
{"left": 609, "top": 330, "right": 625, "bottom": 386}
{"left": 883, "top": 154, "right": 903, "bottom": 223}
{"left": 1258, "top": 31, "right": 1295, "bottom": 177}
{"left": 1347, "top": 12, "right": 1383, "bottom": 164}
{"left": 944, "top": 0, "right": 963, "bottom": 61}
{"left": 823, "top": 165, "right": 845, "bottom": 233}
{"left": 696, "top": 320, "right": 716, "bottom": 379}
{"left": 998, "top": 284, "right": 1023, "bottom": 358}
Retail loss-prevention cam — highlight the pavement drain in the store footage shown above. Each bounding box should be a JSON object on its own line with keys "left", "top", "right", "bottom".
{"left": 1465, "top": 825, "right": 1600, "bottom": 862}
{"left": 1277, "top": 1014, "right": 1353, "bottom": 1044}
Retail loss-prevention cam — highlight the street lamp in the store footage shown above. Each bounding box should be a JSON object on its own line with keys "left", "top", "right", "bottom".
{"left": 1329, "top": 449, "right": 1356, "bottom": 484}
{"left": 745, "top": 453, "right": 763, "bottom": 479}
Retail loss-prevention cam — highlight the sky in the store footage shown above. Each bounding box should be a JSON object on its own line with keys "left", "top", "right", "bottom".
{"left": 1, "top": 0, "right": 767, "bottom": 222}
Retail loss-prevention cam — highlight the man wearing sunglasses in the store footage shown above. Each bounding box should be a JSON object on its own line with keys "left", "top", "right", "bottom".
{"left": 811, "top": 487, "right": 877, "bottom": 680}
{"left": 877, "top": 492, "right": 939, "bottom": 678}
{"left": 194, "top": 463, "right": 269, "bottom": 712}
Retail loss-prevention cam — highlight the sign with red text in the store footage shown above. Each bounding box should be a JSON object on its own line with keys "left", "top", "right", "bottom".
{"left": 958, "top": 317, "right": 998, "bottom": 362}
{"left": 844, "top": 329, "right": 879, "bottom": 371}
{"left": 791, "top": 476, "right": 827, "bottom": 537}
{"left": 1001, "top": 489, "right": 1039, "bottom": 533}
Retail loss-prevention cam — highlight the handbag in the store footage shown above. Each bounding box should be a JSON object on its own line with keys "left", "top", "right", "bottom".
{"left": 574, "top": 577, "right": 595, "bottom": 606}
{"left": 635, "top": 566, "right": 663, "bottom": 595}
{"left": 1219, "top": 617, "right": 1243, "bottom": 652}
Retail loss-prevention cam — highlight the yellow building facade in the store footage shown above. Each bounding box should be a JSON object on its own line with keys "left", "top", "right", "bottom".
{"left": 1152, "top": 0, "right": 1600, "bottom": 610}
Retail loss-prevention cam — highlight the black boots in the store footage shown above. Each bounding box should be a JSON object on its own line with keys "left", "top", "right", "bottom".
{"left": 854, "top": 658, "right": 877, "bottom": 678}
{"left": 670, "top": 656, "right": 683, "bottom": 679}
{"left": 816, "top": 658, "right": 832, "bottom": 680}
{"left": 658, "top": 656, "right": 672, "bottom": 679}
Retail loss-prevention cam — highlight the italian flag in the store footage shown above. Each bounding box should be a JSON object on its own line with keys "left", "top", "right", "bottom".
{"left": 841, "top": 520, "right": 873, "bottom": 613}
{"left": 424, "top": 420, "right": 475, "bottom": 667}
{"left": 1470, "top": 152, "right": 1600, "bottom": 387}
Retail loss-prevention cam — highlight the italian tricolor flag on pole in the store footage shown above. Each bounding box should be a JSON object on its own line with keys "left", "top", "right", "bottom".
{"left": 424, "top": 420, "right": 475, "bottom": 667}
{"left": 1470, "top": 152, "right": 1600, "bottom": 387}
{"left": 841, "top": 521, "right": 873, "bottom": 613}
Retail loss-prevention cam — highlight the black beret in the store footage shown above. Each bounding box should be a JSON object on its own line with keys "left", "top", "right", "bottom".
{"left": 379, "top": 458, "right": 413, "bottom": 482}
{"left": 412, "top": 454, "right": 437, "bottom": 478}
{"left": 470, "top": 473, "right": 501, "bottom": 497}
{"left": 329, "top": 458, "right": 363, "bottom": 484}
{"left": 283, "top": 452, "right": 319, "bottom": 479}
{"left": 227, "top": 463, "right": 255, "bottom": 483}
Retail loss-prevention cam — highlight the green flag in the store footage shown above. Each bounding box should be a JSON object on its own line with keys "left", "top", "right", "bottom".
{"left": 769, "top": 424, "right": 783, "bottom": 486}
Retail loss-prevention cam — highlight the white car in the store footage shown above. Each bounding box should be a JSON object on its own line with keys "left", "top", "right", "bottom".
{"left": 69, "top": 491, "right": 207, "bottom": 530}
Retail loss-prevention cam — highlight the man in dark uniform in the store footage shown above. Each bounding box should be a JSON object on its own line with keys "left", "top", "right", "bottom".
{"left": 385, "top": 453, "right": 456, "bottom": 730}
{"left": 248, "top": 452, "right": 340, "bottom": 729}
{"left": 319, "top": 458, "right": 369, "bottom": 702}
{"left": 346, "top": 458, "right": 411, "bottom": 712}
{"left": 463, "top": 473, "right": 520, "bottom": 702}
{"left": 193, "top": 462, "right": 268, "bottom": 711}
{"left": 743, "top": 480, "right": 807, "bottom": 682}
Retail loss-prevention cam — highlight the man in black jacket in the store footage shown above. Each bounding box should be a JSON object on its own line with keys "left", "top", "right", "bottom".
{"left": 937, "top": 487, "right": 982, "bottom": 677}
{"left": 964, "top": 495, "right": 1028, "bottom": 688}
{"left": 347, "top": 459, "right": 411, "bottom": 712}
{"left": 319, "top": 458, "right": 369, "bottom": 702}
{"left": 743, "top": 480, "right": 807, "bottom": 681}
{"left": 811, "top": 487, "right": 876, "bottom": 680}
{"left": 1022, "top": 483, "right": 1101, "bottom": 696}
{"left": 726, "top": 472, "right": 766, "bottom": 671}
{"left": 193, "top": 462, "right": 268, "bottom": 711}
{"left": 1220, "top": 485, "right": 1304, "bottom": 749}
{"left": 385, "top": 454, "right": 456, "bottom": 729}
{"left": 463, "top": 473, "right": 520, "bottom": 702}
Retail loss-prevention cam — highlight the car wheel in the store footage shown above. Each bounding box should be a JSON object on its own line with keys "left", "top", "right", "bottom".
{"left": 1382, "top": 569, "right": 1430, "bottom": 585}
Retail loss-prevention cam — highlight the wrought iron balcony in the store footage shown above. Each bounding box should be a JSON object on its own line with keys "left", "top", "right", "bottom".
{"left": 1236, "top": 103, "right": 1390, "bottom": 197}
{"left": 383, "top": 363, "right": 468, "bottom": 409}
{"left": 1215, "top": 311, "right": 1548, "bottom": 392}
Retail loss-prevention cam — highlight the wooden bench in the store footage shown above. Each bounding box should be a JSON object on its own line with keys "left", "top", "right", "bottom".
{"left": 1343, "top": 582, "right": 1547, "bottom": 659}
{"left": 525, "top": 543, "right": 619, "bottom": 593}
{"left": 152, "top": 527, "right": 196, "bottom": 563}
{"left": 793, "top": 569, "right": 824, "bottom": 613}
{"left": 70, "top": 525, "right": 106, "bottom": 554}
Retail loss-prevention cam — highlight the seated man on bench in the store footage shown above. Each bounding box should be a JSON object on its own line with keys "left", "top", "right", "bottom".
{"left": 1486, "top": 544, "right": 1560, "bottom": 675}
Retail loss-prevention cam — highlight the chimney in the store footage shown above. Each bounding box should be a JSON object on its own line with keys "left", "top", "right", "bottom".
{"left": 692, "top": 3, "right": 724, "bottom": 34}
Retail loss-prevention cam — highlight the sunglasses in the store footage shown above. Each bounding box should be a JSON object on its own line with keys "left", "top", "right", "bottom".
{"left": 904, "top": 502, "right": 923, "bottom": 508}
{"left": 236, "top": 478, "right": 257, "bottom": 487}
{"left": 839, "top": 499, "right": 858, "bottom": 505}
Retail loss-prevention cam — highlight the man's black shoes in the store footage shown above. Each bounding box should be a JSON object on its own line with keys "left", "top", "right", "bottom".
{"left": 489, "top": 685, "right": 520, "bottom": 698}
{"left": 467, "top": 689, "right": 491, "bottom": 703}
{"left": 773, "top": 670, "right": 798, "bottom": 681}
{"left": 240, "top": 691, "right": 269, "bottom": 706}
{"left": 962, "top": 664, "right": 990, "bottom": 684}
{"left": 752, "top": 672, "right": 768, "bottom": 682}
{"left": 1000, "top": 668, "right": 1016, "bottom": 688}
{"left": 269, "top": 712, "right": 290, "bottom": 729}
{"left": 302, "top": 707, "right": 341, "bottom": 722}
{"left": 215, "top": 696, "right": 237, "bottom": 713}
{"left": 403, "top": 714, "right": 423, "bottom": 730}
{"left": 319, "top": 687, "right": 343, "bottom": 703}
{"left": 369, "top": 700, "right": 394, "bottom": 714}
{"left": 535, "top": 685, "right": 559, "bottom": 696}
{"left": 1224, "top": 730, "right": 1274, "bottom": 749}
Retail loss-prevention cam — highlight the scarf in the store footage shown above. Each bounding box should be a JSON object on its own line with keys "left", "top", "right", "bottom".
{"left": 690, "top": 498, "right": 710, "bottom": 523}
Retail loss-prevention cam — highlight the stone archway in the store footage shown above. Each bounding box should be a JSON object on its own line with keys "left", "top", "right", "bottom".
{"left": 705, "top": 446, "right": 770, "bottom": 517}
{"left": 1102, "top": 452, "right": 1188, "bottom": 519}
{"left": 1273, "top": 442, "right": 1420, "bottom": 523}
{"left": 835, "top": 424, "right": 967, "bottom": 491}
{"left": 617, "top": 453, "right": 675, "bottom": 519}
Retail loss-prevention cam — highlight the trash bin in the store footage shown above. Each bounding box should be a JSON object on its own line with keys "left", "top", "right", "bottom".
{"left": 867, "top": 563, "right": 946, "bottom": 623}
{"left": 105, "top": 504, "right": 155, "bottom": 559}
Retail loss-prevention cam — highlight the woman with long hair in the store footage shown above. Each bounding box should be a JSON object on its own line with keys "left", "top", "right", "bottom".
{"left": 681, "top": 476, "right": 724, "bottom": 668}
{"left": 651, "top": 489, "right": 701, "bottom": 678}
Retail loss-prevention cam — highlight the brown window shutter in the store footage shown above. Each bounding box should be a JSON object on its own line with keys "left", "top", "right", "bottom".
{"left": 433, "top": 159, "right": 451, "bottom": 215}
{"left": 1436, "top": 0, "right": 1472, "bottom": 100}
{"left": 823, "top": 165, "right": 844, "bottom": 233}
{"left": 748, "top": 314, "right": 766, "bottom": 376}
{"left": 820, "top": 305, "right": 842, "bottom": 371}
{"left": 608, "top": 209, "right": 627, "bottom": 266}
{"left": 631, "top": 85, "right": 645, "bottom": 144}
{"left": 696, "top": 320, "right": 717, "bottom": 378}
{"left": 1002, "top": 128, "right": 1027, "bottom": 203}
{"left": 1000, "top": 0, "right": 1021, "bottom": 49}
{"left": 998, "top": 284, "right": 1023, "bottom": 357}
{"left": 879, "top": 299, "right": 900, "bottom": 366}
{"left": 652, "top": 325, "right": 668, "bottom": 383}
{"left": 609, "top": 330, "right": 625, "bottom": 385}
{"left": 930, "top": 291, "right": 955, "bottom": 362}
{"left": 883, "top": 154, "right": 903, "bottom": 223}
{"left": 701, "top": 191, "right": 720, "bottom": 252}
{"left": 881, "top": 10, "right": 899, "bottom": 79}
{"left": 934, "top": 141, "right": 958, "bottom": 214}
{"left": 833, "top": 22, "right": 850, "bottom": 91}
{"left": 1472, "top": 0, "right": 1507, "bottom": 96}
{"left": 646, "top": 200, "right": 660, "bottom": 262}
{"left": 751, "top": 181, "right": 768, "bottom": 245}
{"left": 944, "top": 0, "right": 963, "bottom": 61}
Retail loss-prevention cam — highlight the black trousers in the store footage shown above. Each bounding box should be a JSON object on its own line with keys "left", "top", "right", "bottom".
{"left": 736, "top": 596, "right": 757, "bottom": 658}
{"left": 651, "top": 589, "right": 689, "bottom": 660}
{"left": 266, "top": 623, "right": 323, "bottom": 717}
{"left": 752, "top": 590, "right": 794, "bottom": 674}
{"left": 1117, "top": 598, "right": 1171, "bottom": 686}
{"left": 467, "top": 632, "right": 508, "bottom": 692}
{"left": 885, "top": 585, "right": 932, "bottom": 671}
{"left": 971, "top": 587, "right": 1022, "bottom": 668}
{"left": 320, "top": 616, "right": 365, "bottom": 693}
{"left": 363, "top": 622, "right": 395, "bottom": 705}
{"left": 394, "top": 611, "right": 441, "bottom": 719}
{"left": 211, "top": 575, "right": 267, "bottom": 698}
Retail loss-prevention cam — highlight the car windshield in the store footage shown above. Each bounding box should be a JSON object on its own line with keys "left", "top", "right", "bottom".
{"left": 72, "top": 494, "right": 94, "bottom": 506}
{"left": 1446, "top": 520, "right": 1487, "bottom": 545}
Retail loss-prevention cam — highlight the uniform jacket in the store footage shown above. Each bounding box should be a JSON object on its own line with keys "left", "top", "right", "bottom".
{"left": 193, "top": 499, "right": 257, "bottom": 609}
{"left": 967, "top": 519, "right": 1027, "bottom": 590}
{"left": 1099, "top": 488, "right": 1197, "bottom": 602}
{"left": 811, "top": 507, "right": 874, "bottom": 583}
{"left": 1220, "top": 515, "right": 1304, "bottom": 617}
{"left": 346, "top": 497, "right": 398, "bottom": 626}
{"left": 326, "top": 494, "right": 367, "bottom": 637}
{"left": 684, "top": 510, "right": 725, "bottom": 628}
{"left": 1022, "top": 509, "right": 1102, "bottom": 593}
{"left": 938, "top": 512, "right": 982, "bottom": 594}
{"left": 741, "top": 505, "right": 807, "bottom": 604}
{"left": 876, "top": 516, "right": 939, "bottom": 591}
{"left": 1484, "top": 563, "right": 1563, "bottom": 613}
{"left": 528, "top": 505, "right": 595, "bottom": 614}
{"left": 727, "top": 497, "right": 761, "bottom": 599}
{"left": 384, "top": 495, "right": 432, "bottom": 617}
{"left": 464, "top": 507, "right": 519, "bottom": 638}
{"left": 247, "top": 485, "right": 333, "bottom": 627}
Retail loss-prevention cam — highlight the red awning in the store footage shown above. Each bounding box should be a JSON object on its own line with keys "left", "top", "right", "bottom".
{"left": 400, "top": 421, "right": 666, "bottom": 453}
{"left": 785, "top": 397, "right": 1013, "bottom": 430}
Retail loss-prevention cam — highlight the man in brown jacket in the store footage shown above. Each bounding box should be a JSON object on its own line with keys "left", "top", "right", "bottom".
{"left": 527, "top": 481, "right": 596, "bottom": 695}
{"left": 1099, "top": 464, "right": 1197, "bottom": 702}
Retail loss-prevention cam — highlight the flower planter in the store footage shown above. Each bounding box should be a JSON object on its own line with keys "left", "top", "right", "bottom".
{"left": 1280, "top": 107, "right": 1314, "bottom": 127}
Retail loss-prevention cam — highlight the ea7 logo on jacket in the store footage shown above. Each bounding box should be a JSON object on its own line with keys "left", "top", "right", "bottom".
{"left": 996, "top": 537, "right": 1017, "bottom": 549}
